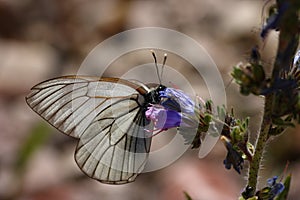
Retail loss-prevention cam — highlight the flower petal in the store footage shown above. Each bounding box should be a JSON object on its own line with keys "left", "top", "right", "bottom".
{"left": 145, "top": 106, "right": 181, "bottom": 130}
{"left": 160, "top": 88, "right": 195, "bottom": 113}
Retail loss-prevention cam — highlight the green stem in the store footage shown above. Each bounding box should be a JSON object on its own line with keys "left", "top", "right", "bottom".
{"left": 247, "top": 94, "right": 272, "bottom": 192}
{"left": 246, "top": 0, "right": 299, "bottom": 196}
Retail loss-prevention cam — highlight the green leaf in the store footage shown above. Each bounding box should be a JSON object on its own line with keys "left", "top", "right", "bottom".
{"left": 217, "top": 105, "right": 226, "bottom": 119}
{"left": 15, "top": 122, "right": 51, "bottom": 173}
{"left": 252, "top": 64, "right": 265, "bottom": 82}
{"left": 272, "top": 117, "right": 295, "bottom": 128}
{"left": 269, "top": 127, "right": 285, "bottom": 136}
{"left": 203, "top": 114, "right": 212, "bottom": 124}
{"left": 275, "top": 175, "right": 291, "bottom": 200}
{"left": 238, "top": 197, "right": 258, "bottom": 200}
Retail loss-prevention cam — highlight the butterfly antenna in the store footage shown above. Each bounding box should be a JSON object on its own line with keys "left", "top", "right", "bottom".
{"left": 160, "top": 53, "right": 167, "bottom": 83}
{"left": 151, "top": 50, "right": 162, "bottom": 84}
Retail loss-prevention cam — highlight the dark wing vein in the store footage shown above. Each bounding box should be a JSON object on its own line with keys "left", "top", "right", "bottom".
{"left": 75, "top": 98, "right": 151, "bottom": 184}
{"left": 26, "top": 76, "right": 152, "bottom": 184}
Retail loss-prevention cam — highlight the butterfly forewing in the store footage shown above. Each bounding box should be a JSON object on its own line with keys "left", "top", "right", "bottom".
{"left": 26, "top": 76, "right": 153, "bottom": 184}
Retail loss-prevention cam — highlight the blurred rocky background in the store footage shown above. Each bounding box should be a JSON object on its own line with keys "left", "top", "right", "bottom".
{"left": 0, "top": 0, "right": 299, "bottom": 199}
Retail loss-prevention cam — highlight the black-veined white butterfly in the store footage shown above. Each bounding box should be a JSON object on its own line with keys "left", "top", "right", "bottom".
{"left": 26, "top": 52, "right": 198, "bottom": 184}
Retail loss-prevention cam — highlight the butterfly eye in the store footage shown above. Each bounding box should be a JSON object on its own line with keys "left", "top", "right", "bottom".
{"left": 157, "top": 85, "right": 167, "bottom": 91}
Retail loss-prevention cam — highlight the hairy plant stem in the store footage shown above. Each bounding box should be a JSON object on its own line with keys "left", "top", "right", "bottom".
{"left": 246, "top": 0, "right": 299, "bottom": 196}
{"left": 247, "top": 94, "right": 272, "bottom": 192}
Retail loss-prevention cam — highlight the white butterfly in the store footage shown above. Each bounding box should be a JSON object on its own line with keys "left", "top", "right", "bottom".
{"left": 26, "top": 74, "right": 171, "bottom": 184}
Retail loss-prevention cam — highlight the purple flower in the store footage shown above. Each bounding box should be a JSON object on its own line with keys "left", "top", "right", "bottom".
{"left": 221, "top": 136, "right": 244, "bottom": 174}
{"left": 267, "top": 176, "right": 279, "bottom": 186}
{"left": 145, "top": 106, "right": 181, "bottom": 131}
{"left": 160, "top": 88, "right": 195, "bottom": 114}
{"left": 145, "top": 87, "right": 199, "bottom": 135}
{"left": 267, "top": 176, "right": 285, "bottom": 198}
{"left": 256, "top": 175, "right": 285, "bottom": 199}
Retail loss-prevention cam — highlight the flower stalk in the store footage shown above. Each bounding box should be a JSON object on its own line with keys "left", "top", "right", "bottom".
{"left": 245, "top": 0, "right": 300, "bottom": 196}
{"left": 247, "top": 94, "right": 272, "bottom": 192}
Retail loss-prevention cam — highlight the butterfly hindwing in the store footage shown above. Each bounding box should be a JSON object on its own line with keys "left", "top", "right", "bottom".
{"left": 26, "top": 76, "right": 152, "bottom": 184}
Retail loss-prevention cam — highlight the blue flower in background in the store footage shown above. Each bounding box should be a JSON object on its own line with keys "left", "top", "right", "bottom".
{"left": 267, "top": 176, "right": 285, "bottom": 199}
{"left": 293, "top": 49, "right": 300, "bottom": 68}
{"left": 221, "top": 136, "right": 244, "bottom": 174}
{"left": 256, "top": 175, "right": 285, "bottom": 200}
{"left": 260, "top": 2, "right": 288, "bottom": 39}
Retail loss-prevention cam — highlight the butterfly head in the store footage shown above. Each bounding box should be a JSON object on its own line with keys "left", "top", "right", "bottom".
{"left": 145, "top": 86, "right": 200, "bottom": 136}
{"left": 144, "top": 84, "right": 167, "bottom": 105}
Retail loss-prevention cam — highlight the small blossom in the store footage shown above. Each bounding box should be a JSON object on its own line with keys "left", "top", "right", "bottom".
{"left": 267, "top": 176, "right": 279, "bottom": 186}
{"left": 145, "top": 106, "right": 181, "bottom": 131}
{"left": 160, "top": 88, "right": 195, "bottom": 114}
{"left": 221, "top": 136, "right": 244, "bottom": 174}
{"left": 146, "top": 105, "right": 199, "bottom": 134}
{"left": 145, "top": 87, "right": 199, "bottom": 136}
{"left": 267, "top": 176, "right": 285, "bottom": 198}
{"left": 256, "top": 176, "right": 285, "bottom": 200}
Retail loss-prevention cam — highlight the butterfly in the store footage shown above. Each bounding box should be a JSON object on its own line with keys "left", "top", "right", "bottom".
{"left": 26, "top": 52, "right": 191, "bottom": 184}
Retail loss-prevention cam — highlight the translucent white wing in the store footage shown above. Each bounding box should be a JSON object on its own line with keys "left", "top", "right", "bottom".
{"left": 26, "top": 76, "right": 152, "bottom": 184}
{"left": 198, "top": 131, "right": 220, "bottom": 158}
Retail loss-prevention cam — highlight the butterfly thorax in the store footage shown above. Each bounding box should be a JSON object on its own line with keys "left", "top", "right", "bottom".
{"left": 144, "top": 85, "right": 166, "bottom": 106}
